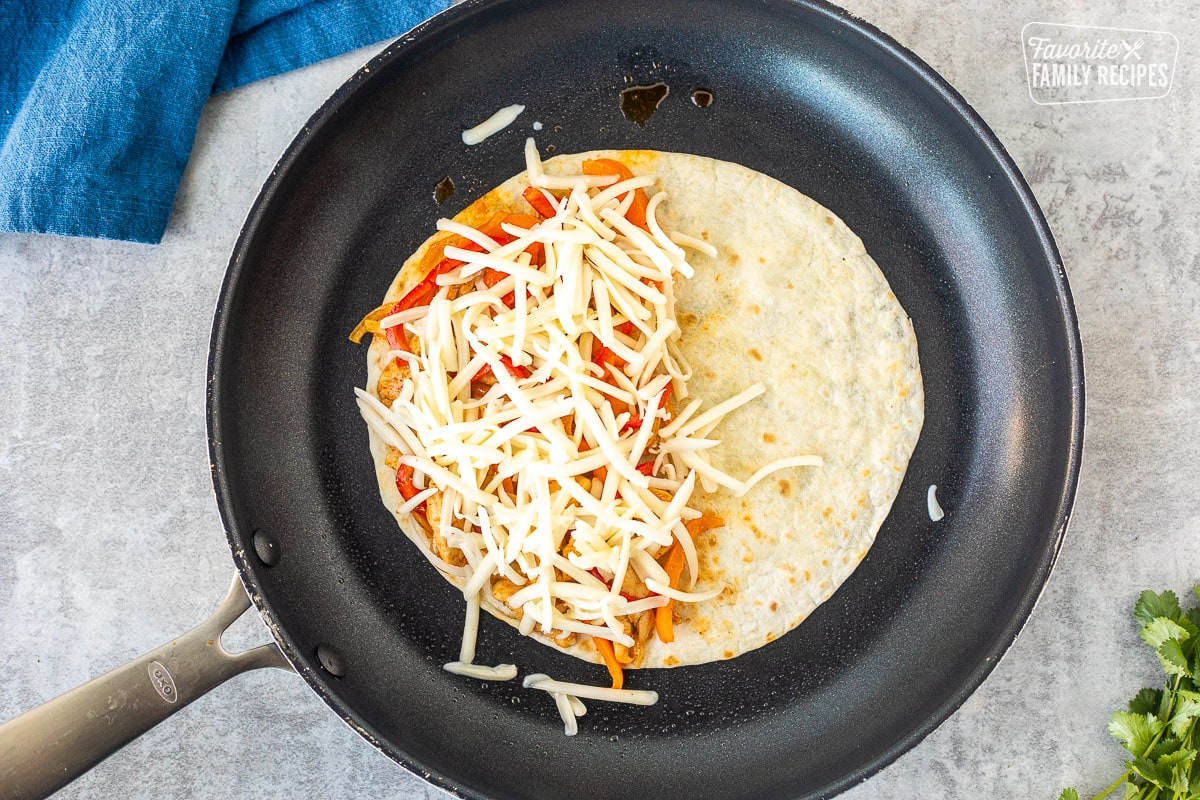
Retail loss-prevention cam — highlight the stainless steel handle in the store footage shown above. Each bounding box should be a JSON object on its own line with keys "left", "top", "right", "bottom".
{"left": 0, "top": 575, "right": 293, "bottom": 800}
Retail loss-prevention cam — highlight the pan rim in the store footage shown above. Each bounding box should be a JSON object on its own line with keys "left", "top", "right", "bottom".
{"left": 206, "top": 0, "right": 1085, "bottom": 797}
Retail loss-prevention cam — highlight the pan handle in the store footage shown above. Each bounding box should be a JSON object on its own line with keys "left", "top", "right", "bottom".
{"left": 0, "top": 575, "right": 293, "bottom": 800}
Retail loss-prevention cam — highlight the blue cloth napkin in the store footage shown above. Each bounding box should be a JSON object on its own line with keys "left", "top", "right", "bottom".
{"left": 0, "top": 0, "right": 448, "bottom": 244}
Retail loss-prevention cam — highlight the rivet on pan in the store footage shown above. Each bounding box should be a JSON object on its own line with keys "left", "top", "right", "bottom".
{"left": 316, "top": 644, "right": 347, "bottom": 678}
{"left": 252, "top": 529, "right": 280, "bottom": 567}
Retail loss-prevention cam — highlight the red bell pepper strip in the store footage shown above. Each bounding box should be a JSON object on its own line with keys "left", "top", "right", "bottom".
{"left": 472, "top": 355, "right": 530, "bottom": 383}
{"left": 589, "top": 568, "right": 640, "bottom": 602}
{"left": 382, "top": 226, "right": 516, "bottom": 349}
{"left": 621, "top": 382, "right": 673, "bottom": 435}
{"left": 394, "top": 464, "right": 426, "bottom": 514}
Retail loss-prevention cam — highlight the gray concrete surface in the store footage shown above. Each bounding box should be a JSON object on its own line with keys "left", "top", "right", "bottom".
{"left": 1, "top": 1, "right": 1196, "bottom": 797}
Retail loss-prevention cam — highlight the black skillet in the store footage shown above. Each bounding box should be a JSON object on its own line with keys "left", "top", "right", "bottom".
{"left": 0, "top": 0, "right": 1083, "bottom": 798}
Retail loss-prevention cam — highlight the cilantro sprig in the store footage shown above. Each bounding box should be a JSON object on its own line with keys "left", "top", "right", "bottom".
{"left": 1060, "top": 588, "right": 1200, "bottom": 800}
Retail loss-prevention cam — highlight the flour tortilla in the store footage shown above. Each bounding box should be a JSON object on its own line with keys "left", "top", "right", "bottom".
{"left": 362, "top": 150, "right": 923, "bottom": 668}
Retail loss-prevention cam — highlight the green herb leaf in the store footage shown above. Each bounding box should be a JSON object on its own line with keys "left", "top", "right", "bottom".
{"left": 1130, "top": 756, "right": 1170, "bottom": 789}
{"left": 1158, "top": 746, "right": 1196, "bottom": 770}
{"left": 1149, "top": 736, "right": 1184, "bottom": 761}
{"left": 1160, "top": 638, "right": 1192, "bottom": 677}
{"left": 1141, "top": 617, "right": 1190, "bottom": 650}
{"left": 1130, "top": 688, "right": 1164, "bottom": 716}
{"left": 1057, "top": 789, "right": 1080, "bottom": 800}
{"left": 1136, "top": 590, "right": 1183, "bottom": 628}
{"left": 1111, "top": 712, "right": 1166, "bottom": 756}
{"left": 1169, "top": 691, "right": 1200, "bottom": 737}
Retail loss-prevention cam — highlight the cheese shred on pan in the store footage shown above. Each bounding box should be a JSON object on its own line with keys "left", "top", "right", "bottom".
{"left": 354, "top": 141, "right": 822, "bottom": 710}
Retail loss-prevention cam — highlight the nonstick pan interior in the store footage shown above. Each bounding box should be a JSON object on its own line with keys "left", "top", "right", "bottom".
{"left": 208, "top": 1, "right": 1082, "bottom": 798}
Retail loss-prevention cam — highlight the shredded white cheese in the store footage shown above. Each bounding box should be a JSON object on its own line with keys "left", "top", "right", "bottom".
{"left": 928, "top": 484, "right": 945, "bottom": 522}
{"left": 443, "top": 662, "right": 518, "bottom": 681}
{"left": 553, "top": 692, "right": 579, "bottom": 735}
{"left": 358, "top": 143, "right": 824, "bottom": 719}
{"left": 523, "top": 674, "right": 658, "bottom": 706}
{"left": 462, "top": 104, "right": 526, "bottom": 146}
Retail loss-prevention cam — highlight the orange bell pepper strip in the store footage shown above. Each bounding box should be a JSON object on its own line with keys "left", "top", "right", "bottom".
{"left": 581, "top": 158, "right": 649, "bottom": 230}
{"left": 654, "top": 542, "right": 686, "bottom": 644}
{"left": 591, "top": 322, "right": 637, "bottom": 374}
{"left": 349, "top": 302, "right": 397, "bottom": 344}
{"left": 593, "top": 636, "right": 624, "bottom": 690}
{"left": 655, "top": 514, "right": 725, "bottom": 644}
{"left": 522, "top": 186, "right": 560, "bottom": 219}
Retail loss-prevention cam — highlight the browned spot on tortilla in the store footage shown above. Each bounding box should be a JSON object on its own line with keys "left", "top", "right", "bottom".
{"left": 664, "top": 655, "right": 680, "bottom": 666}
{"left": 714, "top": 272, "right": 721, "bottom": 282}
{"left": 863, "top": 468, "right": 872, "bottom": 477}
{"left": 824, "top": 216, "right": 833, "bottom": 225}
{"left": 786, "top": 281, "right": 794, "bottom": 290}
{"left": 718, "top": 586, "right": 737, "bottom": 602}
{"left": 681, "top": 312, "right": 699, "bottom": 325}
{"left": 788, "top": 576, "right": 796, "bottom": 585}
{"left": 749, "top": 304, "right": 761, "bottom": 315}
{"left": 822, "top": 507, "right": 832, "bottom": 518}
{"left": 899, "top": 387, "right": 909, "bottom": 397}
{"left": 765, "top": 632, "right": 776, "bottom": 642}
{"left": 803, "top": 569, "right": 811, "bottom": 581}
{"left": 753, "top": 529, "right": 764, "bottom": 540}
{"left": 704, "top": 369, "right": 717, "bottom": 379}
{"left": 758, "top": 256, "right": 766, "bottom": 264}
{"left": 701, "top": 230, "right": 710, "bottom": 240}
{"left": 748, "top": 348, "right": 763, "bottom": 362}
{"left": 778, "top": 479, "right": 791, "bottom": 497}
{"left": 730, "top": 253, "right": 740, "bottom": 264}
{"left": 694, "top": 617, "right": 711, "bottom": 636}
{"left": 741, "top": 513, "right": 752, "bottom": 524}
{"left": 742, "top": 552, "right": 754, "bottom": 563}
{"left": 723, "top": 650, "right": 734, "bottom": 659}
{"left": 762, "top": 432, "right": 776, "bottom": 443}
{"left": 769, "top": 601, "right": 778, "bottom": 612}
{"left": 821, "top": 559, "right": 830, "bottom": 567}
